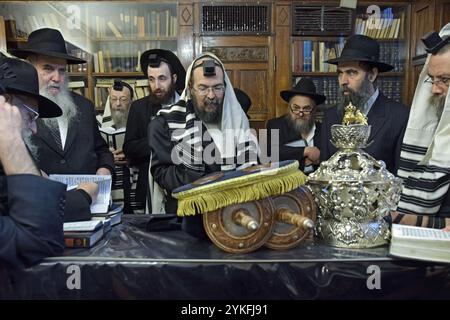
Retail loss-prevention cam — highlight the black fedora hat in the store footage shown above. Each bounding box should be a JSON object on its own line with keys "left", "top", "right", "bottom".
{"left": 325, "top": 35, "right": 393, "bottom": 72}
{"left": 140, "top": 49, "right": 186, "bottom": 91}
{"left": 11, "top": 28, "right": 86, "bottom": 65}
{"left": 234, "top": 88, "right": 252, "bottom": 115}
{"left": 0, "top": 57, "right": 62, "bottom": 118}
{"left": 280, "top": 78, "right": 326, "bottom": 105}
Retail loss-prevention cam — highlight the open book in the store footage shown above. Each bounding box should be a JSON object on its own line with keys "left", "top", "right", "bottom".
{"left": 389, "top": 224, "right": 450, "bottom": 263}
{"left": 49, "top": 174, "right": 112, "bottom": 214}
{"left": 99, "top": 126, "right": 126, "bottom": 150}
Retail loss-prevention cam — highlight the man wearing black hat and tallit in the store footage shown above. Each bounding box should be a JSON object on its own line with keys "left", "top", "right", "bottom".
{"left": 320, "top": 35, "right": 409, "bottom": 175}
{"left": 0, "top": 57, "right": 66, "bottom": 268}
{"left": 11, "top": 29, "right": 114, "bottom": 198}
{"left": 266, "top": 78, "right": 326, "bottom": 174}
{"left": 149, "top": 53, "right": 259, "bottom": 238}
{"left": 123, "top": 49, "right": 186, "bottom": 212}
{"left": 391, "top": 23, "right": 450, "bottom": 230}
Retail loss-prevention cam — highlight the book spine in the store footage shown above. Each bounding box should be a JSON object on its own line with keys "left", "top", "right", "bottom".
{"left": 65, "top": 236, "right": 90, "bottom": 248}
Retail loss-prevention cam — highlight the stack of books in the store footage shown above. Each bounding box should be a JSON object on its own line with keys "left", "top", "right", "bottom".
{"left": 64, "top": 203, "right": 123, "bottom": 248}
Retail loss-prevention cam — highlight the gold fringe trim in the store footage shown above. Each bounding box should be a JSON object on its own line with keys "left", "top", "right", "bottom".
{"left": 174, "top": 161, "right": 307, "bottom": 216}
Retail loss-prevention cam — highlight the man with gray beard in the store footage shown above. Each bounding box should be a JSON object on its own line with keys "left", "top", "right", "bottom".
{"left": 320, "top": 35, "right": 409, "bottom": 175}
{"left": 266, "top": 78, "right": 326, "bottom": 174}
{"left": 11, "top": 28, "right": 113, "bottom": 222}
{"left": 393, "top": 25, "right": 450, "bottom": 230}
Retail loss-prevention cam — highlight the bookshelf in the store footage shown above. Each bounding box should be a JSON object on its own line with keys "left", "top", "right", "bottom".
{"left": 0, "top": 1, "right": 178, "bottom": 111}
{"left": 291, "top": 2, "right": 410, "bottom": 108}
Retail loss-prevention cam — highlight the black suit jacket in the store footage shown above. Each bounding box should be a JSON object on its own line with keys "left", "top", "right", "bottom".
{"left": 30, "top": 93, "right": 114, "bottom": 223}
{"left": 320, "top": 93, "right": 409, "bottom": 175}
{"left": 0, "top": 173, "right": 65, "bottom": 268}
{"left": 266, "top": 115, "right": 321, "bottom": 171}
{"left": 32, "top": 92, "right": 114, "bottom": 175}
{"left": 123, "top": 96, "right": 162, "bottom": 206}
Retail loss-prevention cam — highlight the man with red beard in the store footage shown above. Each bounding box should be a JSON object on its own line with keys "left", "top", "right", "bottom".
{"left": 320, "top": 35, "right": 409, "bottom": 175}
{"left": 123, "top": 49, "right": 186, "bottom": 212}
{"left": 266, "top": 78, "right": 326, "bottom": 174}
{"left": 392, "top": 24, "right": 450, "bottom": 230}
{"left": 149, "top": 53, "right": 258, "bottom": 238}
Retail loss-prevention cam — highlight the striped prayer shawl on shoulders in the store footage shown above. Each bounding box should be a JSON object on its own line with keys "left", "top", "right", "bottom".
{"left": 158, "top": 100, "right": 258, "bottom": 173}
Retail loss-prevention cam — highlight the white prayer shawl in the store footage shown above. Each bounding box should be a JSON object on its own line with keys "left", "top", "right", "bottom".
{"left": 397, "top": 23, "right": 450, "bottom": 214}
{"left": 159, "top": 52, "right": 259, "bottom": 171}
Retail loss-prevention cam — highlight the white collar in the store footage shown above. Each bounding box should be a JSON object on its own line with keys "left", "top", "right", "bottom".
{"left": 304, "top": 123, "right": 316, "bottom": 146}
{"left": 362, "top": 88, "right": 379, "bottom": 116}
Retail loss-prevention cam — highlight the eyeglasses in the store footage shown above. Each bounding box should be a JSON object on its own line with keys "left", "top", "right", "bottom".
{"left": 12, "top": 96, "right": 40, "bottom": 122}
{"left": 424, "top": 76, "right": 450, "bottom": 87}
{"left": 193, "top": 84, "right": 225, "bottom": 96}
{"left": 110, "top": 97, "right": 130, "bottom": 103}
{"left": 290, "top": 105, "right": 313, "bottom": 115}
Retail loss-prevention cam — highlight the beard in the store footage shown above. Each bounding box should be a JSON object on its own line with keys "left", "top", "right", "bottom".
{"left": 429, "top": 93, "right": 446, "bottom": 119}
{"left": 111, "top": 108, "right": 129, "bottom": 129}
{"left": 192, "top": 94, "right": 223, "bottom": 124}
{"left": 286, "top": 113, "right": 316, "bottom": 136}
{"left": 148, "top": 81, "right": 176, "bottom": 106}
{"left": 21, "top": 128, "right": 39, "bottom": 160}
{"left": 40, "top": 82, "right": 79, "bottom": 132}
{"left": 337, "top": 77, "right": 373, "bottom": 114}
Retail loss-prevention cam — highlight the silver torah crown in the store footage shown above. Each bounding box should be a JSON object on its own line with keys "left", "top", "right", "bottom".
{"left": 308, "top": 107, "right": 401, "bottom": 248}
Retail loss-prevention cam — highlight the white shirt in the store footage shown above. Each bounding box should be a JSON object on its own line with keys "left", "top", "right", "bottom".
{"left": 361, "top": 88, "right": 379, "bottom": 116}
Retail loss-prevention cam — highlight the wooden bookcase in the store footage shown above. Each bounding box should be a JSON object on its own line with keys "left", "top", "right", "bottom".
{"left": 291, "top": 1, "right": 411, "bottom": 111}
{"left": 0, "top": 1, "right": 181, "bottom": 112}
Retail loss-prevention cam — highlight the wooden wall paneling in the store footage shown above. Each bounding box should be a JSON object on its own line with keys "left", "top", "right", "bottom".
{"left": 274, "top": 2, "right": 291, "bottom": 119}
{"left": 201, "top": 36, "right": 273, "bottom": 131}
{"left": 436, "top": 0, "right": 450, "bottom": 30}
{"left": 178, "top": 3, "right": 195, "bottom": 70}
{"left": 411, "top": 0, "right": 435, "bottom": 58}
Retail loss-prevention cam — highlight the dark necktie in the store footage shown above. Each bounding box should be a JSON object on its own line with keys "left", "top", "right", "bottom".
{"left": 48, "top": 121, "right": 63, "bottom": 150}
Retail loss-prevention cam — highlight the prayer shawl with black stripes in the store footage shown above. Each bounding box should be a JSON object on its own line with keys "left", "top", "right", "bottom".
{"left": 157, "top": 52, "right": 259, "bottom": 172}
{"left": 397, "top": 23, "right": 450, "bottom": 215}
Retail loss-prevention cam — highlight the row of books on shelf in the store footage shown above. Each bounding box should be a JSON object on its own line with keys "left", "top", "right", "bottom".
{"left": 67, "top": 48, "right": 88, "bottom": 73}
{"left": 354, "top": 7, "right": 405, "bottom": 40}
{"left": 293, "top": 40, "right": 343, "bottom": 73}
{"left": 92, "top": 44, "right": 175, "bottom": 73}
{"left": 293, "top": 40, "right": 405, "bottom": 73}
{"left": 92, "top": 9, "right": 176, "bottom": 39}
{"left": 294, "top": 76, "right": 403, "bottom": 106}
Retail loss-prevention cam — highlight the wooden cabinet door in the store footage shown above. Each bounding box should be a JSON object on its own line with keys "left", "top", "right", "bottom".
{"left": 411, "top": 0, "right": 436, "bottom": 58}
{"left": 200, "top": 36, "right": 274, "bottom": 132}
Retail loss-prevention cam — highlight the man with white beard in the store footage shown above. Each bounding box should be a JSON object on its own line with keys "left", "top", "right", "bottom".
{"left": 0, "top": 56, "right": 66, "bottom": 267}
{"left": 266, "top": 78, "right": 326, "bottom": 174}
{"left": 392, "top": 24, "right": 450, "bottom": 230}
{"left": 11, "top": 28, "right": 114, "bottom": 221}
{"left": 99, "top": 80, "right": 134, "bottom": 211}
{"left": 100, "top": 79, "right": 134, "bottom": 162}
{"left": 320, "top": 35, "right": 409, "bottom": 175}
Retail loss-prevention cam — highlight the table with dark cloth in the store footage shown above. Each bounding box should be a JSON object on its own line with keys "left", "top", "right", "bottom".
{"left": 1, "top": 215, "right": 449, "bottom": 300}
